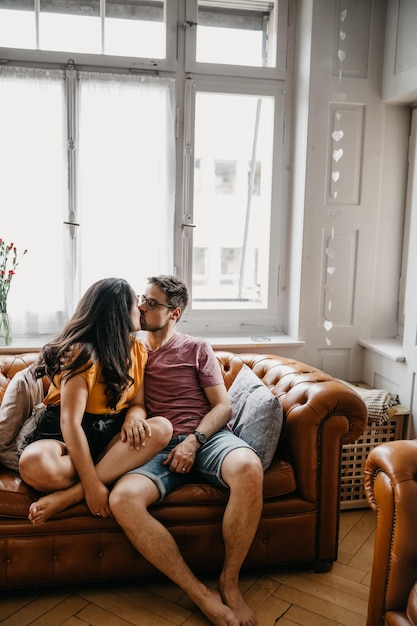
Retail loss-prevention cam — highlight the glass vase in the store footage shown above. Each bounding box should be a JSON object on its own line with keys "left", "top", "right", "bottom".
{"left": 0, "top": 309, "right": 12, "bottom": 346}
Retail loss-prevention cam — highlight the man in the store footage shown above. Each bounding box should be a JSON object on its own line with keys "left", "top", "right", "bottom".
{"left": 109, "top": 275, "right": 263, "bottom": 626}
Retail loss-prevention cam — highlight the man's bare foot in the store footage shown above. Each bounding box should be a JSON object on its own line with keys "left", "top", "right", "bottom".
{"left": 28, "top": 491, "right": 72, "bottom": 525}
{"left": 194, "top": 587, "right": 239, "bottom": 626}
{"left": 219, "top": 579, "right": 257, "bottom": 626}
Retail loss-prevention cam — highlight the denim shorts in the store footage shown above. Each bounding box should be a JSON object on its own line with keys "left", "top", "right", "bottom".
{"left": 126, "top": 428, "right": 255, "bottom": 502}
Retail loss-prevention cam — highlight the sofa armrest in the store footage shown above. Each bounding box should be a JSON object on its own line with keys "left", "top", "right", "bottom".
{"left": 364, "top": 440, "right": 417, "bottom": 626}
{"left": 280, "top": 378, "right": 366, "bottom": 501}
{"left": 217, "top": 351, "right": 367, "bottom": 499}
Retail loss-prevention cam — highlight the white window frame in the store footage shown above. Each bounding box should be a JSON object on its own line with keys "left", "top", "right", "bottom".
{"left": 0, "top": 0, "right": 178, "bottom": 72}
{"left": 176, "top": 74, "right": 288, "bottom": 335}
{"left": 184, "top": 0, "right": 288, "bottom": 79}
{"left": 0, "top": 0, "right": 293, "bottom": 339}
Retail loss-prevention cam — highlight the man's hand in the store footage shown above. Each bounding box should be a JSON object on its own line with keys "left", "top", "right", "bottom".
{"left": 163, "top": 436, "right": 199, "bottom": 473}
{"left": 121, "top": 414, "right": 152, "bottom": 450}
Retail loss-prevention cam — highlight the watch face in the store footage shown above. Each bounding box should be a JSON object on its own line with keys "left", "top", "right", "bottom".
{"left": 195, "top": 431, "right": 207, "bottom": 444}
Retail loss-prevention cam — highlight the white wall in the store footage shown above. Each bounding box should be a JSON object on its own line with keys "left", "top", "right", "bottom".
{"left": 290, "top": 0, "right": 409, "bottom": 385}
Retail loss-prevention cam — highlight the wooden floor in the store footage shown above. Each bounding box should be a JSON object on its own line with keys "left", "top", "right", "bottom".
{"left": 0, "top": 507, "right": 376, "bottom": 626}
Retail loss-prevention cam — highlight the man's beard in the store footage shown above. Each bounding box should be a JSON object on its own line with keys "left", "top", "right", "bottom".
{"left": 140, "top": 316, "right": 167, "bottom": 333}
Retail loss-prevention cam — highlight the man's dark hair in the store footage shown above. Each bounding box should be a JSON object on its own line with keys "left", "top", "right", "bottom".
{"left": 147, "top": 275, "right": 189, "bottom": 318}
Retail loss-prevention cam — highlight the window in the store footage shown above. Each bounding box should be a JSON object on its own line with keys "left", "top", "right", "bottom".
{"left": 0, "top": 66, "right": 175, "bottom": 335}
{"left": 183, "top": 86, "right": 279, "bottom": 322}
{"left": 0, "top": 0, "right": 291, "bottom": 338}
{"left": 195, "top": 0, "right": 277, "bottom": 68}
{"left": 0, "top": 0, "right": 177, "bottom": 70}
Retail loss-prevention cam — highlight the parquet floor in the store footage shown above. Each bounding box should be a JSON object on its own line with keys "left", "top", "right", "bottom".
{"left": 0, "top": 507, "right": 376, "bottom": 625}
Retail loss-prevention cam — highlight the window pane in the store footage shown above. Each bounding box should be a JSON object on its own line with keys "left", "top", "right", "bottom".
{"left": 0, "top": 1, "right": 36, "bottom": 49}
{"left": 40, "top": 1, "right": 101, "bottom": 54}
{"left": 3, "top": 0, "right": 166, "bottom": 59}
{"left": 192, "top": 91, "right": 274, "bottom": 309}
{"left": 0, "top": 67, "right": 67, "bottom": 335}
{"left": 77, "top": 73, "right": 175, "bottom": 296}
{"left": 105, "top": 0, "right": 166, "bottom": 59}
{"left": 196, "top": 0, "right": 277, "bottom": 67}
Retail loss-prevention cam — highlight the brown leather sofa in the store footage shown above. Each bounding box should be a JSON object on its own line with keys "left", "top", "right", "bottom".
{"left": 364, "top": 439, "right": 417, "bottom": 626}
{"left": 0, "top": 350, "right": 367, "bottom": 590}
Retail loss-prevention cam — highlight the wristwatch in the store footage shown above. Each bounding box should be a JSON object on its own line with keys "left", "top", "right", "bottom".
{"left": 193, "top": 431, "right": 208, "bottom": 445}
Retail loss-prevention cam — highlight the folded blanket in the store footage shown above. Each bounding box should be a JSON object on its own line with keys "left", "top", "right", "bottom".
{"left": 339, "top": 380, "right": 399, "bottom": 425}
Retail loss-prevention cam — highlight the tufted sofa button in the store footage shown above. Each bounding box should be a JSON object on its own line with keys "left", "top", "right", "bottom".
{"left": 6, "top": 558, "right": 11, "bottom": 564}
{"left": 53, "top": 555, "right": 58, "bottom": 561}
{"left": 98, "top": 552, "right": 104, "bottom": 558}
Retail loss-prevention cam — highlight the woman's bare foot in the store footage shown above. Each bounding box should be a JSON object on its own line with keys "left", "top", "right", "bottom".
{"left": 219, "top": 579, "right": 257, "bottom": 626}
{"left": 196, "top": 588, "right": 239, "bottom": 626}
{"left": 28, "top": 490, "right": 75, "bottom": 525}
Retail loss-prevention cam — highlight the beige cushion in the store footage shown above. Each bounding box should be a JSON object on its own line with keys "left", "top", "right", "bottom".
{"left": 0, "top": 366, "right": 45, "bottom": 471}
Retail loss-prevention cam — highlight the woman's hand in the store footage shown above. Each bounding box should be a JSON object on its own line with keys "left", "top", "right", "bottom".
{"left": 85, "top": 480, "right": 112, "bottom": 518}
{"left": 121, "top": 412, "right": 151, "bottom": 450}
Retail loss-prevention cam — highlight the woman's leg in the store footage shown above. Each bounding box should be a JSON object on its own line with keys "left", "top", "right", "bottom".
{"left": 19, "top": 439, "right": 76, "bottom": 491}
{"left": 25, "top": 416, "right": 172, "bottom": 524}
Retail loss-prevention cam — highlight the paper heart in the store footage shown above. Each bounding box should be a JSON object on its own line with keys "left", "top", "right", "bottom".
{"left": 333, "top": 148, "right": 343, "bottom": 162}
{"left": 327, "top": 266, "right": 336, "bottom": 275}
{"left": 325, "top": 337, "right": 332, "bottom": 346}
{"left": 324, "top": 320, "right": 333, "bottom": 331}
{"left": 332, "top": 130, "right": 344, "bottom": 142}
{"left": 332, "top": 171, "right": 340, "bottom": 182}
{"left": 325, "top": 247, "right": 335, "bottom": 257}
{"left": 336, "top": 112, "right": 342, "bottom": 122}
{"left": 334, "top": 92, "right": 347, "bottom": 102}
{"left": 341, "top": 9, "right": 347, "bottom": 21}
{"left": 338, "top": 49, "right": 346, "bottom": 63}
{"left": 340, "top": 31, "right": 346, "bottom": 40}
{"left": 331, "top": 190, "right": 338, "bottom": 199}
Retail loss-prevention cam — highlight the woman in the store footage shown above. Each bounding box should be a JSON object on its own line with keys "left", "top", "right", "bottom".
{"left": 19, "top": 277, "right": 172, "bottom": 525}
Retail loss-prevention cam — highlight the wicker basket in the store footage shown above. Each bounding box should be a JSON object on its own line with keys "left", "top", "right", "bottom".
{"left": 340, "top": 409, "right": 407, "bottom": 509}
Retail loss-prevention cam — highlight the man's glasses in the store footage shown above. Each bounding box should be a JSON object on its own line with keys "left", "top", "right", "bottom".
{"left": 137, "top": 294, "right": 175, "bottom": 311}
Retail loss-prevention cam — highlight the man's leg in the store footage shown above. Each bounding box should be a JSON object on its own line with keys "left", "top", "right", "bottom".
{"left": 218, "top": 447, "right": 264, "bottom": 626}
{"left": 109, "top": 473, "right": 239, "bottom": 626}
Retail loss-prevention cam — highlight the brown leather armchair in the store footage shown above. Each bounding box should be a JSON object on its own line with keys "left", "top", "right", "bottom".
{"left": 364, "top": 439, "right": 417, "bottom": 626}
{"left": 0, "top": 350, "right": 367, "bottom": 590}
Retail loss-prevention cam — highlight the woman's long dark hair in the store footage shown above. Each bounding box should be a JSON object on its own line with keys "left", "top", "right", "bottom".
{"left": 34, "top": 278, "right": 136, "bottom": 410}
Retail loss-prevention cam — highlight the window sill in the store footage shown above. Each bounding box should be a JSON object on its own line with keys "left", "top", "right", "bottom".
{"left": 0, "top": 333, "right": 304, "bottom": 354}
{"left": 0, "top": 335, "right": 54, "bottom": 354}
{"left": 358, "top": 337, "right": 406, "bottom": 363}
{"left": 204, "top": 334, "right": 305, "bottom": 351}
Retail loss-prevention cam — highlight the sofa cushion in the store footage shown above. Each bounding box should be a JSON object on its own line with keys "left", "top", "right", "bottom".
{"left": 0, "top": 454, "right": 296, "bottom": 520}
{"left": 228, "top": 364, "right": 283, "bottom": 470}
{"left": 0, "top": 366, "right": 44, "bottom": 472}
{"left": 0, "top": 468, "right": 37, "bottom": 518}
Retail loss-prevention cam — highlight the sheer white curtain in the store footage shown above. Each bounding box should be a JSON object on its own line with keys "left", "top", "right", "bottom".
{"left": 0, "top": 67, "right": 67, "bottom": 336}
{"left": 0, "top": 67, "right": 176, "bottom": 338}
{"left": 77, "top": 72, "right": 176, "bottom": 299}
